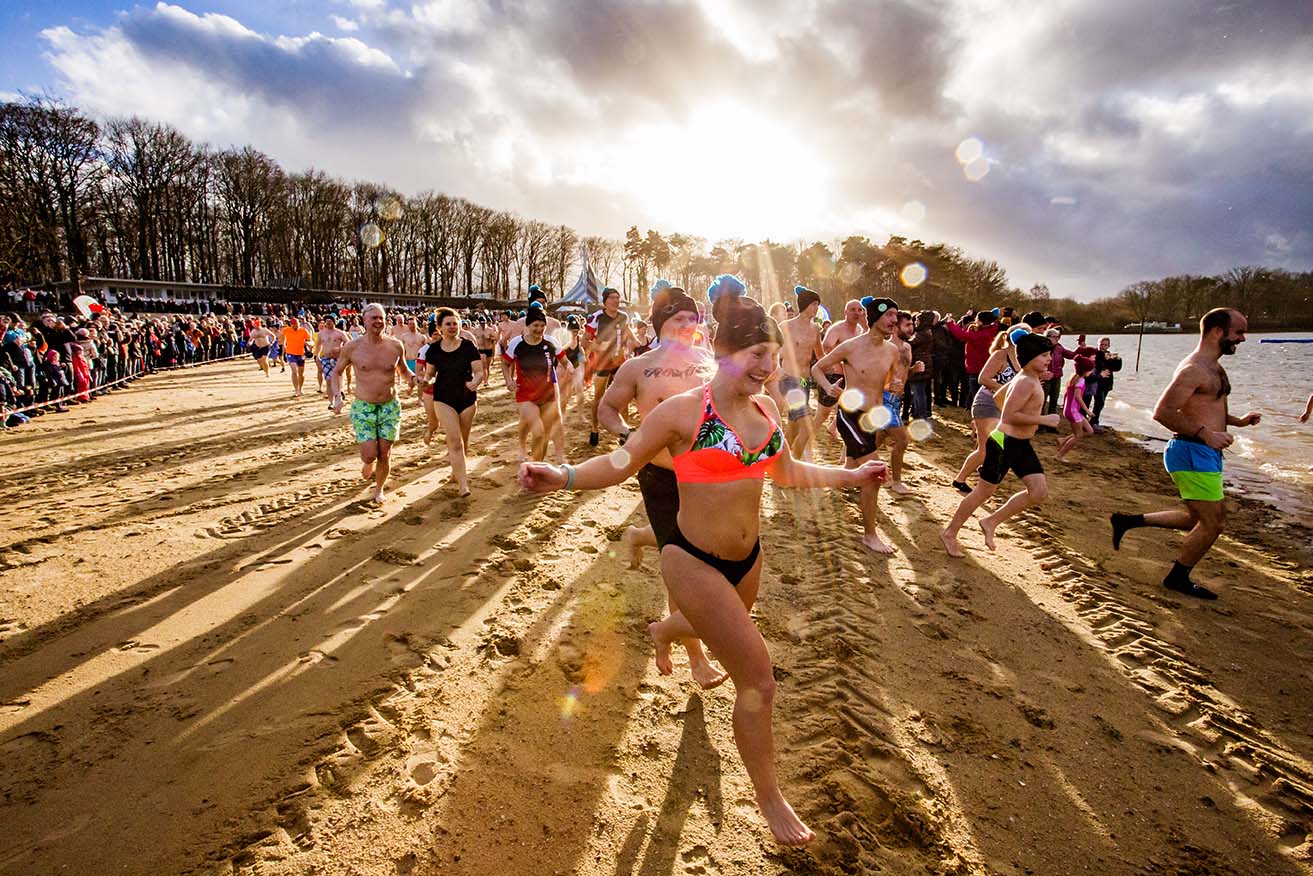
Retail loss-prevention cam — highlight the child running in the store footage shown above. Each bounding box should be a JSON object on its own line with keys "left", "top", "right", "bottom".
{"left": 1056, "top": 355, "right": 1096, "bottom": 460}
{"left": 941, "top": 332, "right": 1059, "bottom": 557}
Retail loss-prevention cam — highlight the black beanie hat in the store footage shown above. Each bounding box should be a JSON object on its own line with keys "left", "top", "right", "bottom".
{"left": 713, "top": 296, "right": 782, "bottom": 356}
{"left": 863, "top": 296, "right": 899, "bottom": 324}
{"left": 650, "top": 287, "right": 698, "bottom": 337}
{"left": 525, "top": 303, "right": 547, "bottom": 326}
{"left": 795, "top": 285, "right": 822, "bottom": 313}
{"left": 1016, "top": 332, "right": 1053, "bottom": 367}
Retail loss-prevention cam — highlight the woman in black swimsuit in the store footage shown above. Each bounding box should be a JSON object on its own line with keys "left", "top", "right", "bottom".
{"left": 420, "top": 308, "right": 484, "bottom": 496}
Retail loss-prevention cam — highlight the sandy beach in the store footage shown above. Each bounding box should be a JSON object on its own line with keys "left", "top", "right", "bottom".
{"left": 2, "top": 358, "right": 1311, "bottom": 876}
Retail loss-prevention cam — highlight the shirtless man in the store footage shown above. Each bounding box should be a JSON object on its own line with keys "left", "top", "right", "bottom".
{"left": 814, "top": 298, "right": 867, "bottom": 440}
{"left": 1110, "top": 308, "right": 1259, "bottom": 599}
{"left": 332, "top": 304, "right": 415, "bottom": 503}
{"left": 248, "top": 319, "right": 275, "bottom": 376}
{"left": 317, "top": 317, "right": 350, "bottom": 410}
{"left": 584, "top": 287, "right": 635, "bottom": 446}
{"left": 771, "top": 286, "right": 825, "bottom": 459}
{"left": 395, "top": 316, "right": 426, "bottom": 395}
{"left": 879, "top": 311, "right": 925, "bottom": 495}
{"left": 941, "top": 333, "right": 1058, "bottom": 558}
{"left": 598, "top": 287, "right": 723, "bottom": 688}
{"left": 811, "top": 297, "right": 903, "bottom": 554}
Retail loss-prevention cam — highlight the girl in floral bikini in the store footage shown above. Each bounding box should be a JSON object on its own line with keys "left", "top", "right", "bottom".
{"left": 519, "top": 293, "right": 888, "bottom": 847}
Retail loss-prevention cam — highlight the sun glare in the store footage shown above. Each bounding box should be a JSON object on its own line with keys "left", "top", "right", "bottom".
{"left": 615, "top": 103, "right": 831, "bottom": 241}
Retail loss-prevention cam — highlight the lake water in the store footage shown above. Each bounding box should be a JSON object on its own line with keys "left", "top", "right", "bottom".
{"left": 1090, "top": 331, "right": 1313, "bottom": 519}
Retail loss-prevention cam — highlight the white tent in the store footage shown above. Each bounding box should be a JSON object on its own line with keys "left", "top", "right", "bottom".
{"left": 555, "top": 244, "right": 603, "bottom": 309}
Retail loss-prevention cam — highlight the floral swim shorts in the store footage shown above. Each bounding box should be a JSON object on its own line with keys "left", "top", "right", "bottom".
{"left": 350, "top": 398, "right": 401, "bottom": 443}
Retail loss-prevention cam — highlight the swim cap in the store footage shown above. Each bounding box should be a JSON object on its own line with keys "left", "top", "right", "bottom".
{"left": 794, "top": 285, "right": 822, "bottom": 313}
{"left": 1008, "top": 325, "right": 1030, "bottom": 345}
{"left": 1016, "top": 332, "right": 1053, "bottom": 367}
{"left": 650, "top": 286, "right": 698, "bottom": 337}
{"left": 864, "top": 296, "right": 899, "bottom": 323}
{"left": 528, "top": 285, "right": 546, "bottom": 303}
{"left": 713, "top": 296, "right": 782, "bottom": 356}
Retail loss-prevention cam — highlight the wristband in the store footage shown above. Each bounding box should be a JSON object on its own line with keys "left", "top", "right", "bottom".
{"left": 619, "top": 430, "right": 630, "bottom": 445}
{"left": 561, "top": 463, "right": 577, "bottom": 490}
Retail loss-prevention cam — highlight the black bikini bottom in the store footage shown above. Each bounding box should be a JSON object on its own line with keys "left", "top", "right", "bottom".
{"left": 664, "top": 520, "right": 760, "bottom": 588}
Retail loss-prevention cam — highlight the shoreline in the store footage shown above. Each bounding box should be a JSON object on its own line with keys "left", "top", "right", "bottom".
{"left": 1, "top": 361, "right": 1311, "bottom": 876}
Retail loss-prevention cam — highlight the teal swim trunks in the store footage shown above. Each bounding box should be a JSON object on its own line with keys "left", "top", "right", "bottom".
{"left": 350, "top": 398, "right": 402, "bottom": 443}
{"left": 1164, "top": 436, "right": 1224, "bottom": 502}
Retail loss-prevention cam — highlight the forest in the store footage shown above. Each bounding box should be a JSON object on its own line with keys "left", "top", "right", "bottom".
{"left": 3, "top": 96, "right": 1308, "bottom": 330}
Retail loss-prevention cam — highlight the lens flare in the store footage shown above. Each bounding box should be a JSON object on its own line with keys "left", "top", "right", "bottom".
{"left": 900, "top": 200, "right": 926, "bottom": 224}
{"left": 785, "top": 387, "right": 807, "bottom": 412}
{"left": 838, "top": 387, "right": 866, "bottom": 412}
{"left": 955, "top": 137, "right": 983, "bottom": 165}
{"left": 900, "top": 262, "right": 928, "bottom": 288}
{"left": 964, "top": 157, "right": 990, "bottom": 182}
{"left": 611, "top": 448, "right": 632, "bottom": 469}
{"left": 837, "top": 262, "right": 863, "bottom": 285}
{"left": 549, "top": 327, "right": 572, "bottom": 348}
{"left": 359, "top": 222, "right": 384, "bottom": 249}
{"left": 560, "top": 686, "right": 581, "bottom": 721}
{"left": 860, "top": 405, "right": 893, "bottom": 432}
{"left": 908, "top": 418, "right": 934, "bottom": 441}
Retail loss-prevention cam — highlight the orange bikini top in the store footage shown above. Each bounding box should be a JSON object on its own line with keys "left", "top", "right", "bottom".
{"left": 671, "top": 384, "right": 785, "bottom": 484}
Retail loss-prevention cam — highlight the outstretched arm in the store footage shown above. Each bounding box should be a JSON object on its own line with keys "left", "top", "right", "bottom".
{"left": 519, "top": 398, "right": 685, "bottom": 492}
{"left": 759, "top": 395, "right": 887, "bottom": 489}
{"left": 1301, "top": 394, "right": 1313, "bottom": 423}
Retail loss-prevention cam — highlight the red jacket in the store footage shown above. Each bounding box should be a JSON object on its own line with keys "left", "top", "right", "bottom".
{"left": 945, "top": 321, "right": 1000, "bottom": 375}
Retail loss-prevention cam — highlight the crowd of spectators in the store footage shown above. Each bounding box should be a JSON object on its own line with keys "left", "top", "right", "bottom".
{"left": 902, "top": 305, "right": 1120, "bottom": 429}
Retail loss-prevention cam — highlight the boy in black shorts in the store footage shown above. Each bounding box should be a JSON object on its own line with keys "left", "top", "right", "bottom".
{"left": 941, "top": 332, "right": 1059, "bottom": 557}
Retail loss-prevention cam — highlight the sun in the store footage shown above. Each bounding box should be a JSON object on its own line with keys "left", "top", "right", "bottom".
{"left": 614, "top": 102, "right": 833, "bottom": 241}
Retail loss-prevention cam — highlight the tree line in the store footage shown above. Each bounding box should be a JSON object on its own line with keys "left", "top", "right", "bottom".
{"left": 2, "top": 95, "right": 1308, "bottom": 328}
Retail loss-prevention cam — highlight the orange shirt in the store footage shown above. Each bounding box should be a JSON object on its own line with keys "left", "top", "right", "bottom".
{"left": 281, "top": 326, "right": 313, "bottom": 356}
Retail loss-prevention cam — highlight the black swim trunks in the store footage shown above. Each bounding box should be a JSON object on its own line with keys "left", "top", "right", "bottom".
{"left": 817, "top": 373, "right": 843, "bottom": 407}
{"left": 978, "top": 430, "right": 1043, "bottom": 484}
{"left": 637, "top": 464, "right": 679, "bottom": 548}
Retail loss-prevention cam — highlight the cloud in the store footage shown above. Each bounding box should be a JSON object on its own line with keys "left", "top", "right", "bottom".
{"left": 34, "top": 0, "right": 1313, "bottom": 300}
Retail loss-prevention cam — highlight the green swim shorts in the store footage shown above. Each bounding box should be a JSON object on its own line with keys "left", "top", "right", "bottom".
{"left": 350, "top": 398, "right": 402, "bottom": 443}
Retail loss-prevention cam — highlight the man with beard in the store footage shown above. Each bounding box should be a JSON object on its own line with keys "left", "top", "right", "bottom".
{"left": 1110, "top": 308, "right": 1261, "bottom": 600}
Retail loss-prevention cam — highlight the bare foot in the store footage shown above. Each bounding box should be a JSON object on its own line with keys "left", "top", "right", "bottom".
{"left": 887, "top": 480, "right": 912, "bottom": 496}
{"left": 623, "top": 526, "right": 644, "bottom": 570}
{"left": 940, "top": 529, "right": 965, "bottom": 558}
{"left": 756, "top": 791, "right": 815, "bottom": 846}
{"left": 457, "top": 483, "right": 471, "bottom": 497}
{"left": 688, "top": 655, "right": 729, "bottom": 690}
{"left": 422, "top": 425, "right": 433, "bottom": 445}
{"left": 979, "top": 517, "right": 997, "bottom": 551}
{"left": 647, "top": 622, "right": 673, "bottom": 676}
{"left": 371, "top": 490, "right": 386, "bottom": 504}
{"left": 861, "top": 532, "right": 895, "bottom": 555}
{"left": 361, "top": 460, "right": 375, "bottom": 480}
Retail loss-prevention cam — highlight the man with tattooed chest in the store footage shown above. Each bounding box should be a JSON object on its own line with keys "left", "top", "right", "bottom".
{"left": 597, "top": 286, "right": 727, "bottom": 690}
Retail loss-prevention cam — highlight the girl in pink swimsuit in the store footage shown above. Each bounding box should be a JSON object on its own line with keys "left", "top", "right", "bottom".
{"left": 1057, "top": 355, "right": 1096, "bottom": 459}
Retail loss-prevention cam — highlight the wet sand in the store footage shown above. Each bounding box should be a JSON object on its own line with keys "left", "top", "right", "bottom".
{"left": 1, "top": 359, "right": 1311, "bottom": 876}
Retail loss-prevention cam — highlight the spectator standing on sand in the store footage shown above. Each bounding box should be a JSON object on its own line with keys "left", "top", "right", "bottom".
{"left": 1090, "top": 337, "right": 1123, "bottom": 429}
{"left": 944, "top": 309, "right": 1000, "bottom": 403}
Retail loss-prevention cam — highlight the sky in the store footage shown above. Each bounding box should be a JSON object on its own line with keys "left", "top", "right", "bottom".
{"left": 3, "top": 0, "right": 1312, "bottom": 301}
